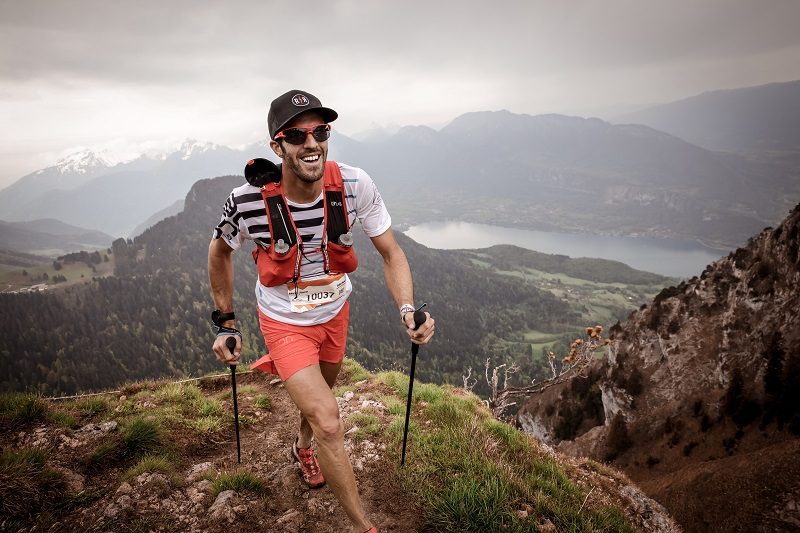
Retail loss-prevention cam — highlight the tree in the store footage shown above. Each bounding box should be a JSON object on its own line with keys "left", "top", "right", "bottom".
{"left": 466, "top": 325, "right": 610, "bottom": 419}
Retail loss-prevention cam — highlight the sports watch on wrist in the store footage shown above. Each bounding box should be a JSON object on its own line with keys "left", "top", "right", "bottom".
{"left": 211, "top": 310, "right": 235, "bottom": 327}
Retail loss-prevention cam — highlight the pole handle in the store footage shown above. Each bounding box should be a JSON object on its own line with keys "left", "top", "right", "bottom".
{"left": 225, "top": 337, "right": 237, "bottom": 367}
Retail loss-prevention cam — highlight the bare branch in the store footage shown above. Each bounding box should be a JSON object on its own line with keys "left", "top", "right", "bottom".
{"left": 462, "top": 367, "right": 477, "bottom": 391}
{"left": 480, "top": 325, "right": 611, "bottom": 419}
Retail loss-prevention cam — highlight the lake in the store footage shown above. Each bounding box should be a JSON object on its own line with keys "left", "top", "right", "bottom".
{"left": 404, "top": 221, "right": 731, "bottom": 278}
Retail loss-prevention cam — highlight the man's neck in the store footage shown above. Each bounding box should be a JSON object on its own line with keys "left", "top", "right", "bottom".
{"left": 282, "top": 172, "right": 323, "bottom": 204}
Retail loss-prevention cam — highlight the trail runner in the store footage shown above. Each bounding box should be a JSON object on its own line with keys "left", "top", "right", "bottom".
{"left": 208, "top": 89, "right": 435, "bottom": 533}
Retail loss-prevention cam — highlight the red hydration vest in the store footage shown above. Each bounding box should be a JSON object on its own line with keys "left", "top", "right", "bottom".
{"left": 251, "top": 160, "right": 358, "bottom": 287}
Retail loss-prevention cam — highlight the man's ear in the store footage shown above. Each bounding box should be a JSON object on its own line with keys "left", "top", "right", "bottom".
{"left": 270, "top": 140, "right": 283, "bottom": 159}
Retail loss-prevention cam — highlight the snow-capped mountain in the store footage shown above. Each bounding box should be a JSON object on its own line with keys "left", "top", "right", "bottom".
{"left": 177, "top": 139, "right": 220, "bottom": 160}
{"left": 50, "top": 150, "right": 114, "bottom": 175}
{"left": 0, "top": 139, "right": 260, "bottom": 236}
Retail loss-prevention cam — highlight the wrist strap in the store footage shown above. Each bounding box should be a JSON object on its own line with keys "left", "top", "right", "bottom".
{"left": 212, "top": 325, "right": 242, "bottom": 337}
{"left": 399, "top": 303, "right": 414, "bottom": 323}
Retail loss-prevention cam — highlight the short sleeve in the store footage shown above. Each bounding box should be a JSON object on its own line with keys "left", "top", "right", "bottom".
{"left": 350, "top": 167, "right": 392, "bottom": 237}
{"left": 212, "top": 191, "right": 247, "bottom": 250}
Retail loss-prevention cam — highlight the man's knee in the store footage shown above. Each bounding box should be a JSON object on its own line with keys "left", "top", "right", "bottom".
{"left": 305, "top": 404, "right": 343, "bottom": 443}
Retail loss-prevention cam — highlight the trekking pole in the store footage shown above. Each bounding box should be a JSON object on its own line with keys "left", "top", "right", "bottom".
{"left": 401, "top": 304, "right": 428, "bottom": 467}
{"left": 225, "top": 337, "right": 241, "bottom": 464}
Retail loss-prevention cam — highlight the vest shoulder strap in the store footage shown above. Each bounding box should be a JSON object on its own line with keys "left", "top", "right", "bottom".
{"left": 323, "top": 161, "right": 350, "bottom": 244}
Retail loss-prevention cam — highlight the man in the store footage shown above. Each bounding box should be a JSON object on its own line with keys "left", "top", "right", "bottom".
{"left": 208, "top": 89, "right": 434, "bottom": 533}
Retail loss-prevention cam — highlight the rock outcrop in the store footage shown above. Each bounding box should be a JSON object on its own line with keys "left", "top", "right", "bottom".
{"left": 516, "top": 203, "right": 800, "bottom": 532}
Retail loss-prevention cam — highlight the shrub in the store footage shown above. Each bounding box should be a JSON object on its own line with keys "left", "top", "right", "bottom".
{"left": 122, "top": 417, "right": 165, "bottom": 458}
{"left": 0, "top": 448, "right": 66, "bottom": 519}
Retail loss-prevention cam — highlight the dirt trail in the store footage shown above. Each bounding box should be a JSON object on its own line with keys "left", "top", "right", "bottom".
{"left": 8, "top": 370, "right": 425, "bottom": 533}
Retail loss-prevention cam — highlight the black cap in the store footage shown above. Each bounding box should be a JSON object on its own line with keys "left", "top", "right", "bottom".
{"left": 268, "top": 90, "right": 338, "bottom": 139}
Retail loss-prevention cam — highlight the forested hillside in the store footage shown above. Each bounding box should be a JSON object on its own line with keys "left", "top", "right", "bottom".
{"left": 1, "top": 175, "right": 594, "bottom": 396}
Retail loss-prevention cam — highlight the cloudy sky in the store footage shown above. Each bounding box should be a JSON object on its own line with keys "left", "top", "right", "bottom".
{"left": 1, "top": 0, "right": 799, "bottom": 189}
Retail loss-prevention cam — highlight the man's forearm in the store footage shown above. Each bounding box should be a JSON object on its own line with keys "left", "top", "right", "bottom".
{"left": 382, "top": 245, "right": 414, "bottom": 309}
{"left": 208, "top": 239, "right": 235, "bottom": 315}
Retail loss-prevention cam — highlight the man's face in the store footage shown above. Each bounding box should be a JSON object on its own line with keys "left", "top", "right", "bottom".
{"left": 270, "top": 111, "right": 328, "bottom": 184}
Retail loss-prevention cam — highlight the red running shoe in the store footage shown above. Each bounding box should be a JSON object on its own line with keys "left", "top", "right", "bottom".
{"left": 292, "top": 438, "right": 326, "bottom": 488}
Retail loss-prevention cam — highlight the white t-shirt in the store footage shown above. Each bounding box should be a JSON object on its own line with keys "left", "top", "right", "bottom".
{"left": 213, "top": 162, "right": 392, "bottom": 325}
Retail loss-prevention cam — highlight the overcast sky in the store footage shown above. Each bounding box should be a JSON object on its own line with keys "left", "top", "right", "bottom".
{"left": 1, "top": 0, "right": 799, "bottom": 189}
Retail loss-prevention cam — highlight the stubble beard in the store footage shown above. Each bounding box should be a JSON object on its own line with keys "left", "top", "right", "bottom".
{"left": 287, "top": 154, "right": 325, "bottom": 184}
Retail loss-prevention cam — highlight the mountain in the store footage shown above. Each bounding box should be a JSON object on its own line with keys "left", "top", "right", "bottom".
{"left": 0, "top": 140, "right": 252, "bottom": 236}
{"left": 515, "top": 203, "right": 800, "bottom": 532}
{"left": 0, "top": 151, "right": 116, "bottom": 215}
{"left": 337, "top": 111, "right": 798, "bottom": 248}
{"left": 616, "top": 80, "right": 800, "bottom": 153}
{"left": 0, "top": 219, "right": 114, "bottom": 255}
{"left": 129, "top": 199, "right": 184, "bottom": 237}
{"left": 0, "top": 172, "right": 597, "bottom": 395}
{"left": 3, "top": 106, "right": 798, "bottom": 246}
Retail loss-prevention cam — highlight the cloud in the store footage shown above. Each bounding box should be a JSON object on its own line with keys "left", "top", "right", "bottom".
{"left": 0, "top": 0, "right": 799, "bottom": 187}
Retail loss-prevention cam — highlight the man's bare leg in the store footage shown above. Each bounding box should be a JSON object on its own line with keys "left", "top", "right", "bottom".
{"left": 296, "top": 361, "right": 341, "bottom": 448}
{"left": 284, "top": 364, "right": 371, "bottom": 533}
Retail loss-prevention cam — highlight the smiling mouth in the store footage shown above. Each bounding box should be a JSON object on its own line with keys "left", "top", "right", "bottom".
{"left": 300, "top": 154, "right": 320, "bottom": 163}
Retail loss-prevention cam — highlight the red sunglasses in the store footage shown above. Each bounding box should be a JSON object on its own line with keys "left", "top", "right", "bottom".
{"left": 274, "top": 124, "right": 331, "bottom": 145}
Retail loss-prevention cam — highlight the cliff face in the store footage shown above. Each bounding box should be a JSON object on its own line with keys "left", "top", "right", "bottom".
{"left": 516, "top": 203, "right": 800, "bottom": 532}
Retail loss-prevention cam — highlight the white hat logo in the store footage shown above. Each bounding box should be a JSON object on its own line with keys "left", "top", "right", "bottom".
{"left": 292, "top": 94, "right": 310, "bottom": 107}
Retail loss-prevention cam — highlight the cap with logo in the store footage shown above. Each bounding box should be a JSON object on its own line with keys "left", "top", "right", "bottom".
{"left": 268, "top": 90, "right": 338, "bottom": 139}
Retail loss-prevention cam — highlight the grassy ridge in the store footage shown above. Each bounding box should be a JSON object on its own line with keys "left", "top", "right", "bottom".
{"left": 376, "top": 367, "right": 633, "bottom": 532}
{"left": 1, "top": 361, "right": 636, "bottom": 532}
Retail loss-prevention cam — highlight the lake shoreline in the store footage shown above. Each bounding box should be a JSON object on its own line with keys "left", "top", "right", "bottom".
{"left": 403, "top": 220, "right": 732, "bottom": 278}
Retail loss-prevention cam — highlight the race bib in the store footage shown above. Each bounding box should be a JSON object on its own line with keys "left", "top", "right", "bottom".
{"left": 287, "top": 274, "right": 347, "bottom": 313}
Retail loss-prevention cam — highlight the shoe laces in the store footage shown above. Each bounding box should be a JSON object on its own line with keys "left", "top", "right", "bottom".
{"left": 297, "top": 446, "right": 320, "bottom": 476}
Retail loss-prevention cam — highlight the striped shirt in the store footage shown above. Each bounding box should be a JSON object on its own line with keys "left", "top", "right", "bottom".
{"left": 213, "top": 162, "right": 391, "bottom": 325}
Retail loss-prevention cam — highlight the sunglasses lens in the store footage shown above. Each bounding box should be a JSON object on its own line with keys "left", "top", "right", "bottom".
{"left": 312, "top": 125, "right": 331, "bottom": 142}
{"left": 281, "top": 128, "right": 307, "bottom": 145}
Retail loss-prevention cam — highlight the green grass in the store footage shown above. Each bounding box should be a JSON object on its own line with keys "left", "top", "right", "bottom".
{"left": 123, "top": 454, "right": 175, "bottom": 480}
{"left": 0, "top": 448, "right": 67, "bottom": 519}
{"left": 210, "top": 471, "right": 267, "bottom": 496}
{"left": 122, "top": 417, "right": 167, "bottom": 458}
{"left": 0, "top": 393, "right": 50, "bottom": 428}
{"left": 379, "top": 377, "right": 634, "bottom": 532}
{"left": 74, "top": 396, "right": 109, "bottom": 417}
{"left": 191, "top": 415, "right": 224, "bottom": 434}
{"left": 236, "top": 414, "right": 256, "bottom": 428}
{"left": 253, "top": 395, "right": 272, "bottom": 410}
{"left": 341, "top": 357, "right": 370, "bottom": 383}
{"left": 197, "top": 398, "right": 223, "bottom": 417}
{"left": 156, "top": 382, "right": 203, "bottom": 405}
{"left": 47, "top": 409, "right": 79, "bottom": 428}
{"left": 347, "top": 412, "right": 381, "bottom": 440}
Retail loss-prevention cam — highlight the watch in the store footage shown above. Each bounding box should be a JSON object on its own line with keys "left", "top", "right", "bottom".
{"left": 211, "top": 310, "right": 235, "bottom": 327}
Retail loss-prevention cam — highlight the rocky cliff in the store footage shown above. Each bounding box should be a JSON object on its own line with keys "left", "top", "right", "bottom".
{"left": 516, "top": 203, "right": 800, "bottom": 532}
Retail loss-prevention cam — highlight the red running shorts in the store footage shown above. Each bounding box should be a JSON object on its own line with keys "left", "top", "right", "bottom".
{"left": 251, "top": 301, "right": 349, "bottom": 381}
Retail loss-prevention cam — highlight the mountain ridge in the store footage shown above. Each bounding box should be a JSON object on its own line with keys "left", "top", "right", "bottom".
{"left": 515, "top": 202, "right": 800, "bottom": 532}
{"left": 616, "top": 79, "right": 800, "bottom": 153}
{"left": 3, "top": 101, "right": 797, "bottom": 245}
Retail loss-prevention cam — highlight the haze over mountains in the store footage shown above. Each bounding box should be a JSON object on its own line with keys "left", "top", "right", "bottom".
{"left": 1, "top": 80, "right": 798, "bottom": 249}
{"left": 616, "top": 80, "right": 800, "bottom": 153}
